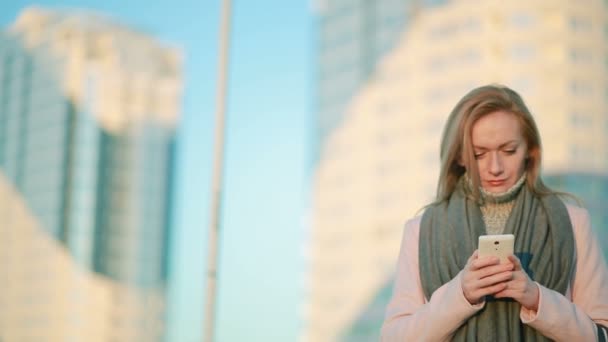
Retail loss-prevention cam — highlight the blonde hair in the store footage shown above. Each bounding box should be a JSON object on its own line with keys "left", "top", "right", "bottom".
{"left": 435, "top": 84, "right": 553, "bottom": 203}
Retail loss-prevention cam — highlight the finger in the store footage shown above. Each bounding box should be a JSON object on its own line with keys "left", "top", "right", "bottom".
{"left": 507, "top": 254, "right": 522, "bottom": 270}
{"left": 494, "top": 289, "right": 512, "bottom": 298}
{"left": 494, "top": 286, "right": 524, "bottom": 300}
{"left": 477, "top": 270, "right": 513, "bottom": 288}
{"left": 495, "top": 278, "right": 528, "bottom": 296}
{"left": 467, "top": 250, "right": 479, "bottom": 263}
{"left": 511, "top": 269, "right": 526, "bottom": 280}
{"left": 471, "top": 256, "right": 501, "bottom": 270}
{"left": 493, "top": 282, "right": 515, "bottom": 298}
{"left": 475, "top": 282, "right": 508, "bottom": 298}
{"left": 477, "top": 263, "right": 514, "bottom": 280}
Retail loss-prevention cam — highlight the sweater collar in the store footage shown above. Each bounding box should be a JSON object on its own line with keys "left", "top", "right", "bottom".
{"left": 463, "top": 172, "right": 527, "bottom": 205}
{"left": 480, "top": 173, "right": 526, "bottom": 204}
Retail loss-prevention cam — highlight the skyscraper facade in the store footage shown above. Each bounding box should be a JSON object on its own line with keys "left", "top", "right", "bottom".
{"left": 313, "top": 0, "right": 435, "bottom": 161}
{"left": 307, "top": 0, "right": 608, "bottom": 341}
{"left": 306, "top": 0, "right": 447, "bottom": 340}
{"left": 0, "top": 7, "right": 182, "bottom": 340}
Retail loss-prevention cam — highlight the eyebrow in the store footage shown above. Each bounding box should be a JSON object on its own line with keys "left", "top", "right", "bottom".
{"left": 473, "top": 140, "right": 520, "bottom": 150}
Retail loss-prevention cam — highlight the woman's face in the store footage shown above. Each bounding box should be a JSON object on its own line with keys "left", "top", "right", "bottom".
{"left": 470, "top": 110, "right": 528, "bottom": 193}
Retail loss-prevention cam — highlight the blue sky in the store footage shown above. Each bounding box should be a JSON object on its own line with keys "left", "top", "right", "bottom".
{"left": 0, "top": 1, "right": 311, "bottom": 341}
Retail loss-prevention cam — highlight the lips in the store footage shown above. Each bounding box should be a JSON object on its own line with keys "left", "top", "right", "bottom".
{"left": 486, "top": 179, "right": 506, "bottom": 186}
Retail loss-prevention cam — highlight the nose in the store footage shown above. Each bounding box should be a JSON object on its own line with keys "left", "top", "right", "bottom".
{"left": 488, "top": 152, "right": 504, "bottom": 176}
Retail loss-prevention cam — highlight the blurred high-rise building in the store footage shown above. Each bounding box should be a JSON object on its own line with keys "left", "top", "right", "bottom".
{"left": 313, "top": 0, "right": 448, "bottom": 160}
{"left": 306, "top": 0, "right": 608, "bottom": 341}
{"left": 306, "top": 1, "right": 447, "bottom": 341}
{"left": 0, "top": 7, "right": 182, "bottom": 341}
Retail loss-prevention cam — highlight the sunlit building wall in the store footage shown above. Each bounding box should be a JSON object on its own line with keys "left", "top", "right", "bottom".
{"left": 307, "top": 1, "right": 448, "bottom": 341}
{"left": 0, "top": 7, "right": 182, "bottom": 340}
{"left": 307, "top": 0, "right": 608, "bottom": 341}
{"left": 313, "top": 0, "right": 449, "bottom": 161}
{"left": 0, "top": 174, "right": 165, "bottom": 341}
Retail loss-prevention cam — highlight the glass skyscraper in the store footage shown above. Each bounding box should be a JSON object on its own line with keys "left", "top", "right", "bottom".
{"left": 0, "top": 7, "right": 181, "bottom": 341}
{"left": 314, "top": 0, "right": 449, "bottom": 155}
{"left": 306, "top": 1, "right": 447, "bottom": 341}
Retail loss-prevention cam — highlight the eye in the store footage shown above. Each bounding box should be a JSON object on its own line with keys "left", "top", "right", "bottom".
{"left": 503, "top": 149, "right": 516, "bottom": 155}
{"left": 474, "top": 152, "right": 485, "bottom": 159}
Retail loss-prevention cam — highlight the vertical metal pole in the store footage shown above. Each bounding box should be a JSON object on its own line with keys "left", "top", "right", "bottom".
{"left": 205, "top": 0, "right": 232, "bottom": 341}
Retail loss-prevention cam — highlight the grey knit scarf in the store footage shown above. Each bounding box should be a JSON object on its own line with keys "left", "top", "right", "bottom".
{"left": 419, "top": 178, "right": 574, "bottom": 341}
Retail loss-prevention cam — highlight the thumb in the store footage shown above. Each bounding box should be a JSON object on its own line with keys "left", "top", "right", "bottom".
{"left": 507, "top": 254, "right": 522, "bottom": 270}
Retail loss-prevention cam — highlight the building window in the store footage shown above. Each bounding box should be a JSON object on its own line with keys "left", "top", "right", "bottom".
{"left": 570, "top": 48, "right": 593, "bottom": 64}
{"left": 570, "top": 111, "right": 592, "bottom": 128}
{"left": 508, "top": 44, "right": 535, "bottom": 62}
{"left": 509, "top": 13, "right": 535, "bottom": 29}
{"left": 569, "top": 16, "right": 592, "bottom": 32}
{"left": 428, "top": 17, "right": 481, "bottom": 39}
{"left": 569, "top": 80, "right": 592, "bottom": 96}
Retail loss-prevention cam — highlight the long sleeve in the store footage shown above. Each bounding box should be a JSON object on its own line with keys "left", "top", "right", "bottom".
{"left": 520, "top": 205, "right": 608, "bottom": 341}
{"left": 380, "top": 217, "right": 484, "bottom": 342}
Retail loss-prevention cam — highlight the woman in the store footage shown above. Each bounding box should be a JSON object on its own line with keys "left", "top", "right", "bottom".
{"left": 381, "top": 84, "right": 608, "bottom": 341}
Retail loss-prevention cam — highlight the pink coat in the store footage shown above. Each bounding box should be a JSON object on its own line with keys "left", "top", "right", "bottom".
{"left": 381, "top": 204, "right": 608, "bottom": 341}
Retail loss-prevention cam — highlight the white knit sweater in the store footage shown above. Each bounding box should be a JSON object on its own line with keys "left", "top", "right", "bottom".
{"left": 479, "top": 174, "right": 526, "bottom": 235}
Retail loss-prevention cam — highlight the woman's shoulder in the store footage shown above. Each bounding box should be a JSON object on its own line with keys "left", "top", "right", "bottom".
{"left": 564, "top": 203, "right": 590, "bottom": 227}
{"left": 399, "top": 215, "right": 423, "bottom": 252}
{"left": 402, "top": 213, "right": 425, "bottom": 239}
{"left": 405, "top": 214, "right": 423, "bottom": 227}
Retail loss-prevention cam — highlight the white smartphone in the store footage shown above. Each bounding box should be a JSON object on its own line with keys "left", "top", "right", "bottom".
{"left": 478, "top": 234, "right": 514, "bottom": 264}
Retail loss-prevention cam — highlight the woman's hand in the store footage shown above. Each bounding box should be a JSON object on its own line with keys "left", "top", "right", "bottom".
{"left": 494, "top": 254, "right": 540, "bottom": 311}
{"left": 461, "top": 250, "right": 515, "bottom": 305}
